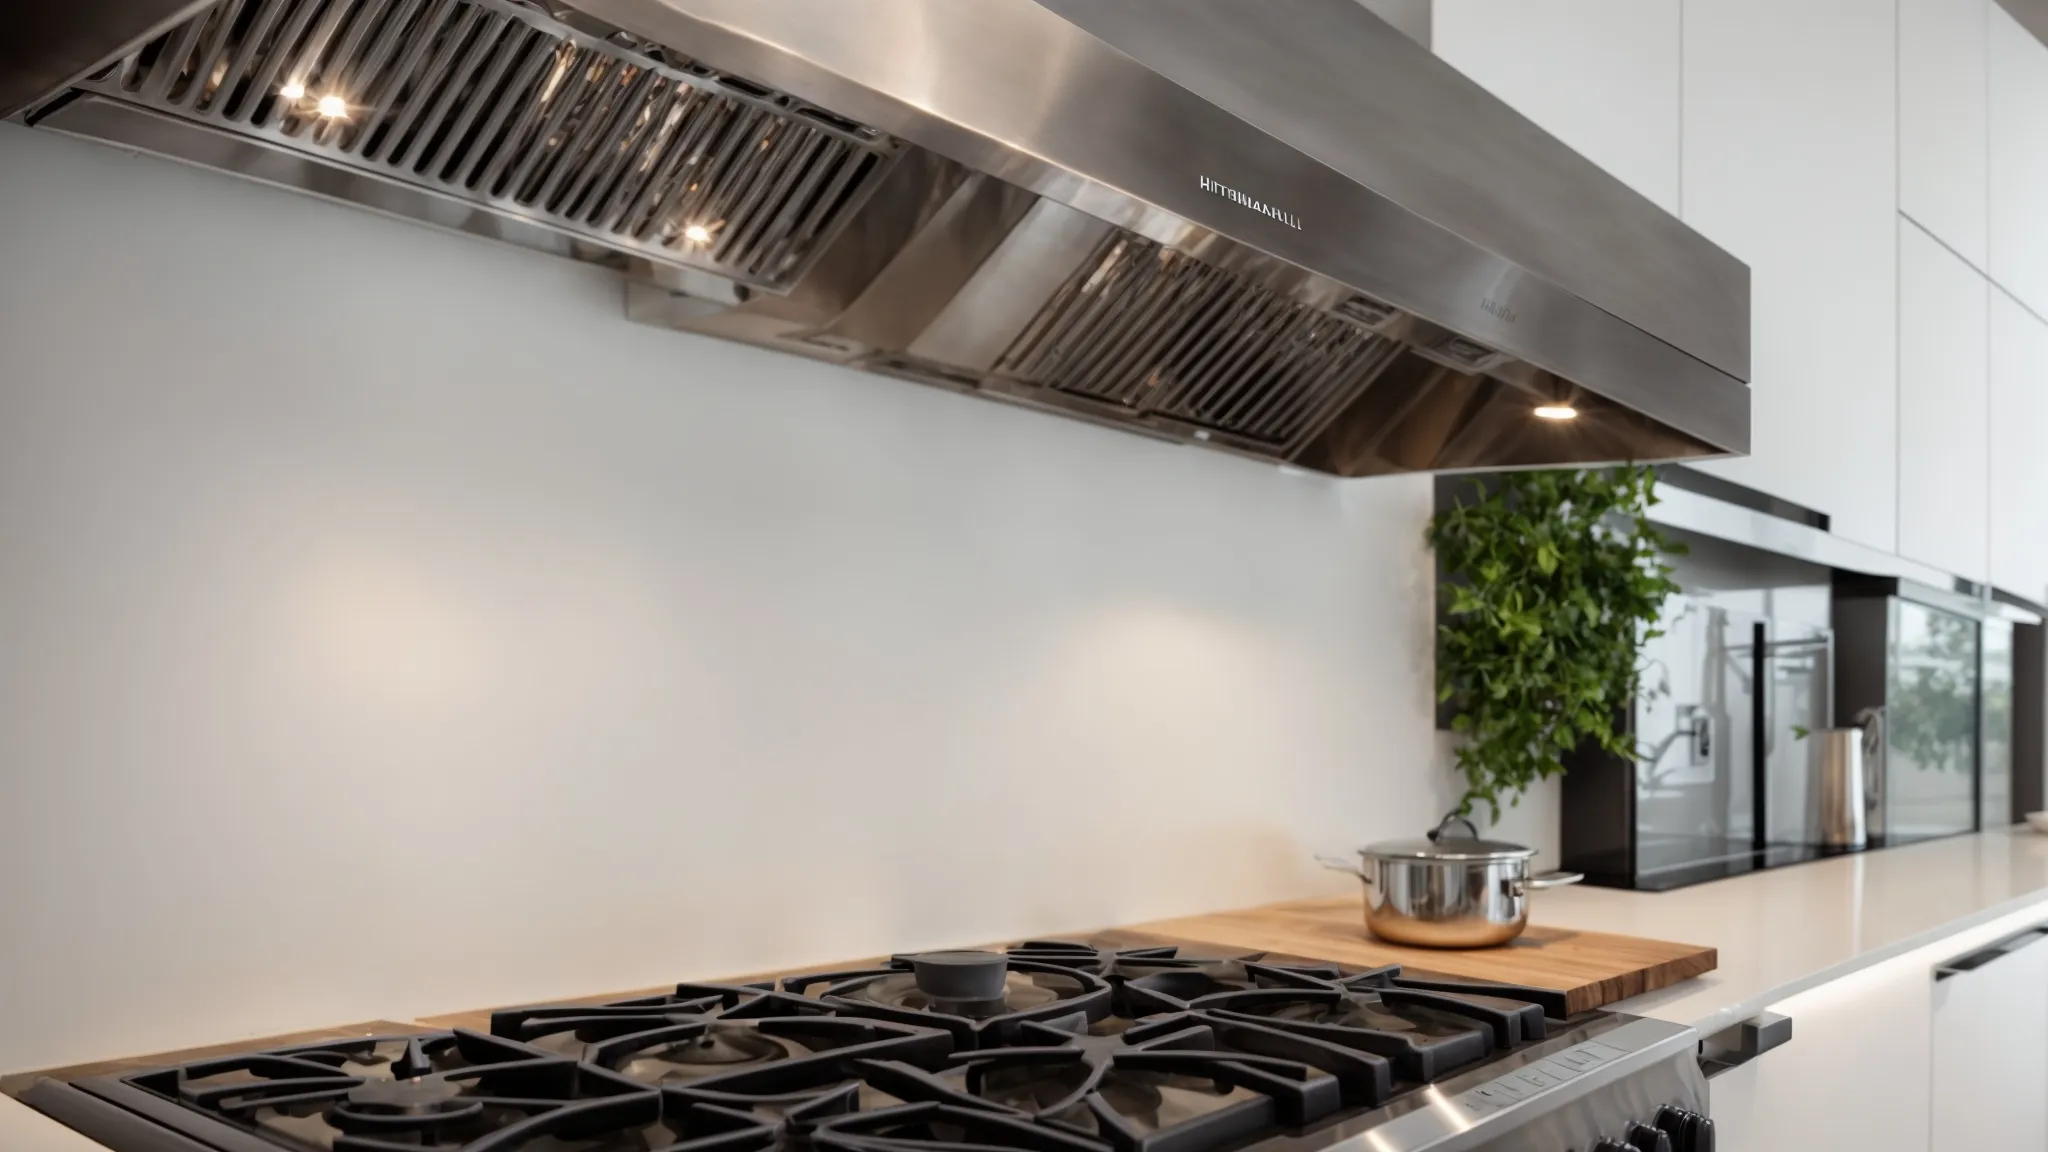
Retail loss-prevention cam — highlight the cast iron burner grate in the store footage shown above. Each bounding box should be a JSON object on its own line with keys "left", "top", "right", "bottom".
{"left": 61, "top": 1030, "right": 668, "bottom": 1151}
{"left": 1121, "top": 959, "right": 1559, "bottom": 1082}
{"left": 1004, "top": 941, "right": 1190, "bottom": 972}
{"left": 805, "top": 1014, "right": 1377, "bottom": 1152}
{"left": 32, "top": 945, "right": 1592, "bottom": 1152}
{"left": 638, "top": 1012, "right": 1387, "bottom": 1152}
{"left": 780, "top": 952, "right": 1116, "bottom": 1048}
{"left": 490, "top": 982, "right": 953, "bottom": 1091}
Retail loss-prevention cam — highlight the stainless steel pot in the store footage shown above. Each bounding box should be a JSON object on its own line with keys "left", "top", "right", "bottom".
{"left": 1318, "top": 815, "right": 1584, "bottom": 948}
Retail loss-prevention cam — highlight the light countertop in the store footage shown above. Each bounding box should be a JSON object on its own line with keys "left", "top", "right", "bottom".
{"left": 1529, "top": 826, "right": 2048, "bottom": 1034}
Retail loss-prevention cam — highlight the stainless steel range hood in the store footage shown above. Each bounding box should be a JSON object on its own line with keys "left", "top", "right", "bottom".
{"left": 5, "top": 0, "right": 1749, "bottom": 475}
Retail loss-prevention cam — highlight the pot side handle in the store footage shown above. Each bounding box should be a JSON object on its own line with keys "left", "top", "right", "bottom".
{"left": 1524, "top": 871, "right": 1584, "bottom": 890}
{"left": 1316, "top": 854, "right": 1367, "bottom": 880}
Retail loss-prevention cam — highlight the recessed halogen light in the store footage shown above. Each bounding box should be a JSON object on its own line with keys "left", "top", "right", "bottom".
{"left": 316, "top": 94, "right": 350, "bottom": 119}
{"left": 279, "top": 80, "right": 307, "bottom": 101}
{"left": 681, "top": 223, "right": 713, "bottom": 245}
{"left": 1533, "top": 405, "right": 1579, "bottom": 421}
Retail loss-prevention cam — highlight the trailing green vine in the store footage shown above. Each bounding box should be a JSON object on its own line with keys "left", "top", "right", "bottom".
{"left": 1429, "top": 467, "right": 1682, "bottom": 822}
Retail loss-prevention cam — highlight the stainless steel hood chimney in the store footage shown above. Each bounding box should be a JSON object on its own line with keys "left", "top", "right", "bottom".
{"left": 5, "top": 0, "right": 1749, "bottom": 475}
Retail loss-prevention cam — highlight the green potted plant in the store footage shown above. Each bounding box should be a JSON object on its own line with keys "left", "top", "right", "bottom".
{"left": 1428, "top": 466, "right": 1682, "bottom": 822}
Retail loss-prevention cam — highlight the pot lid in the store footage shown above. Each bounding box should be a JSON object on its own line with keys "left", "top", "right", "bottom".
{"left": 1361, "top": 837, "right": 1537, "bottom": 862}
{"left": 1360, "top": 814, "right": 1537, "bottom": 862}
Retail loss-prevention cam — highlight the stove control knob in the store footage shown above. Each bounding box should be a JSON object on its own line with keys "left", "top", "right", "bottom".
{"left": 1649, "top": 1106, "right": 1713, "bottom": 1152}
{"left": 1592, "top": 1141, "right": 1642, "bottom": 1152}
{"left": 1627, "top": 1121, "right": 1673, "bottom": 1152}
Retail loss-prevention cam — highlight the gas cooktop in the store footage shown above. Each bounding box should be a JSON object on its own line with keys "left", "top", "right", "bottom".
{"left": 21, "top": 939, "right": 1713, "bottom": 1152}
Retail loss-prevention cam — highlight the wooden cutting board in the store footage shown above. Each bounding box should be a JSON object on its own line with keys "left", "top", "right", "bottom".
{"left": 1128, "top": 897, "right": 1715, "bottom": 1016}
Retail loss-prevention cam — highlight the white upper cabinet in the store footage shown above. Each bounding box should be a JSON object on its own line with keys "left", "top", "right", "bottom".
{"left": 1897, "top": 219, "right": 1990, "bottom": 583}
{"left": 1432, "top": 1, "right": 1680, "bottom": 212}
{"left": 1681, "top": 0, "right": 1899, "bottom": 552}
{"left": 1991, "top": 6, "right": 2048, "bottom": 319}
{"left": 1991, "top": 289, "right": 2048, "bottom": 602}
{"left": 1901, "top": 0, "right": 1990, "bottom": 268}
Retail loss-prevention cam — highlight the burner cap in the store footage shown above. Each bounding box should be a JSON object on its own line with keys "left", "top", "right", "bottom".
{"left": 908, "top": 951, "right": 1009, "bottom": 1001}
{"left": 345, "top": 1076, "right": 467, "bottom": 1115}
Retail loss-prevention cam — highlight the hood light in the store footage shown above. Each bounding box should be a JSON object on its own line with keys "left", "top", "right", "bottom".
{"left": 682, "top": 223, "right": 714, "bottom": 245}
{"left": 316, "top": 94, "right": 350, "bottom": 119}
{"left": 279, "top": 80, "right": 307, "bottom": 101}
{"left": 1533, "top": 405, "right": 1579, "bottom": 421}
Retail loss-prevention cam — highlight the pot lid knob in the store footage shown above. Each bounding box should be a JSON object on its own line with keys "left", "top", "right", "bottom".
{"left": 1427, "top": 812, "right": 1482, "bottom": 843}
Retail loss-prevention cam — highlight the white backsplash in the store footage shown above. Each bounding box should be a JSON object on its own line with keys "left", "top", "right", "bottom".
{"left": 0, "top": 124, "right": 1499, "bottom": 1073}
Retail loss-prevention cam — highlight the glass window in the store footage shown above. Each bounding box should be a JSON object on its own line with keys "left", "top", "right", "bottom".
{"left": 1882, "top": 600, "right": 1981, "bottom": 843}
{"left": 1983, "top": 619, "right": 2015, "bottom": 830}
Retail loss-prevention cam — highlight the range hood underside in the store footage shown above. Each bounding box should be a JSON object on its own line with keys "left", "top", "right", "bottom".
{"left": 14, "top": 0, "right": 1747, "bottom": 477}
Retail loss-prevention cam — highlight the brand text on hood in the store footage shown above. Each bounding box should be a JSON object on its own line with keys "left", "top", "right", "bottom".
{"left": 1199, "top": 175, "right": 1302, "bottom": 230}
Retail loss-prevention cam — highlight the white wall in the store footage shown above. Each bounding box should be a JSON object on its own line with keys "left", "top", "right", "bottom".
{"left": 0, "top": 125, "right": 1468, "bottom": 1073}
{"left": 1433, "top": 0, "right": 1681, "bottom": 212}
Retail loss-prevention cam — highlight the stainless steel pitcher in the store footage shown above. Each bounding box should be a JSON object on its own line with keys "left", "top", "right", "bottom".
{"left": 1812, "top": 710, "right": 1883, "bottom": 849}
{"left": 1813, "top": 729, "right": 1867, "bottom": 848}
